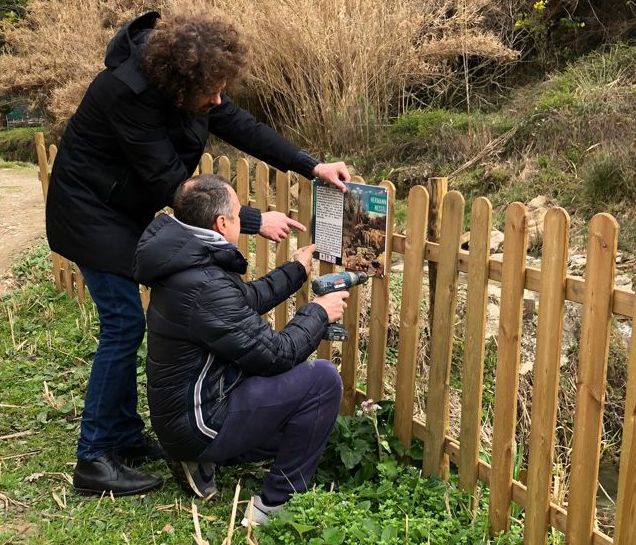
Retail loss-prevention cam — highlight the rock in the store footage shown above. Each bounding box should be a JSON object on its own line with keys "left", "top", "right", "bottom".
{"left": 569, "top": 254, "right": 587, "bottom": 273}
{"left": 391, "top": 255, "right": 404, "bottom": 273}
{"left": 615, "top": 274, "right": 632, "bottom": 291}
{"left": 528, "top": 195, "right": 548, "bottom": 210}
{"left": 486, "top": 300, "right": 500, "bottom": 339}
{"left": 490, "top": 230, "right": 505, "bottom": 253}
{"left": 460, "top": 229, "right": 504, "bottom": 254}
{"left": 527, "top": 205, "right": 548, "bottom": 247}
{"left": 523, "top": 297, "right": 536, "bottom": 322}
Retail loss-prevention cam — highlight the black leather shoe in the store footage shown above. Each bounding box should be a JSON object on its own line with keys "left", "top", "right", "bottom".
{"left": 73, "top": 453, "right": 163, "bottom": 496}
{"left": 116, "top": 433, "right": 167, "bottom": 466}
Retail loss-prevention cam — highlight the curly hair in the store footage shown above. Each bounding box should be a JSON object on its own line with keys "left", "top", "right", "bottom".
{"left": 141, "top": 14, "right": 248, "bottom": 110}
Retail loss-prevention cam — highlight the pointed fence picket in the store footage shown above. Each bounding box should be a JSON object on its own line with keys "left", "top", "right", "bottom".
{"left": 524, "top": 208, "right": 570, "bottom": 545}
{"left": 423, "top": 191, "right": 464, "bottom": 479}
{"left": 366, "top": 180, "right": 395, "bottom": 402}
{"left": 34, "top": 132, "right": 636, "bottom": 545}
{"left": 489, "top": 203, "right": 530, "bottom": 533}
{"left": 458, "top": 197, "right": 492, "bottom": 494}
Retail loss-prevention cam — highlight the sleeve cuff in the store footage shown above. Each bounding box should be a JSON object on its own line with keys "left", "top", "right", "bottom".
{"left": 290, "top": 150, "right": 320, "bottom": 180}
{"left": 239, "top": 205, "right": 262, "bottom": 234}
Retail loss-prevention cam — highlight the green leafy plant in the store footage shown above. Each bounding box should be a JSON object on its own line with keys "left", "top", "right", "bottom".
{"left": 315, "top": 399, "right": 422, "bottom": 486}
{"left": 258, "top": 464, "right": 525, "bottom": 545}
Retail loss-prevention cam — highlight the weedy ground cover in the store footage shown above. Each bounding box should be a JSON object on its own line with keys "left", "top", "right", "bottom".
{"left": 0, "top": 245, "right": 537, "bottom": 544}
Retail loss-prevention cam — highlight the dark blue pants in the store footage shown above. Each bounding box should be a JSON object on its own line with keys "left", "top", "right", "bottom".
{"left": 77, "top": 266, "right": 146, "bottom": 460}
{"left": 199, "top": 359, "right": 342, "bottom": 506}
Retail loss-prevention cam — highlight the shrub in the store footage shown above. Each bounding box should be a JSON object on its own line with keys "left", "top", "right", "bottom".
{"left": 582, "top": 151, "right": 636, "bottom": 205}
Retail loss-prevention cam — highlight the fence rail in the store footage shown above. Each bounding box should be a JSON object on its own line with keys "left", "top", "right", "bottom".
{"left": 35, "top": 133, "right": 636, "bottom": 545}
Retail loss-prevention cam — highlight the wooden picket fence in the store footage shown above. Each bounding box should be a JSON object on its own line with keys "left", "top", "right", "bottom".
{"left": 34, "top": 133, "right": 636, "bottom": 545}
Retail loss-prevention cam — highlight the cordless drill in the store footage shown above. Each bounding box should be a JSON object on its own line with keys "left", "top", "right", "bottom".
{"left": 311, "top": 271, "right": 369, "bottom": 341}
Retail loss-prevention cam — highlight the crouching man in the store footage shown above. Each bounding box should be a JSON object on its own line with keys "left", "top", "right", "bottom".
{"left": 133, "top": 174, "right": 348, "bottom": 524}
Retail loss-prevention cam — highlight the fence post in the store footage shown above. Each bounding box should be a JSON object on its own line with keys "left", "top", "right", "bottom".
{"left": 427, "top": 177, "right": 448, "bottom": 327}
{"left": 567, "top": 214, "right": 618, "bottom": 545}
{"left": 394, "top": 186, "right": 429, "bottom": 451}
{"left": 458, "top": 197, "right": 492, "bottom": 495}
{"left": 236, "top": 158, "right": 250, "bottom": 277}
{"left": 423, "top": 191, "right": 464, "bottom": 478}
{"left": 524, "top": 208, "right": 570, "bottom": 545}
{"left": 34, "top": 132, "right": 64, "bottom": 292}
{"left": 255, "top": 162, "right": 269, "bottom": 282}
{"left": 218, "top": 155, "right": 231, "bottom": 182}
{"left": 366, "top": 180, "right": 395, "bottom": 402}
{"left": 199, "top": 153, "right": 213, "bottom": 174}
{"left": 274, "top": 170, "right": 290, "bottom": 330}
{"left": 489, "top": 202, "right": 528, "bottom": 534}
{"left": 615, "top": 296, "right": 636, "bottom": 545}
{"left": 317, "top": 259, "right": 336, "bottom": 361}
{"left": 296, "top": 176, "right": 313, "bottom": 308}
{"left": 339, "top": 175, "right": 366, "bottom": 415}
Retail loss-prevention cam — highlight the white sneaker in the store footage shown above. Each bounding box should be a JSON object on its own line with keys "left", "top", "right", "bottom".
{"left": 241, "top": 495, "right": 284, "bottom": 527}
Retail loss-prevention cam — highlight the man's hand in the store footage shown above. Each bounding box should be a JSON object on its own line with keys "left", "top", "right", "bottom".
{"left": 259, "top": 211, "right": 306, "bottom": 242}
{"left": 314, "top": 291, "right": 349, "bottom": 322}
{"left": 292, "top": 244, "right": 315, "bottom": 276}
{"left": 312, "top": 162, "right": 351, "bottom": 192}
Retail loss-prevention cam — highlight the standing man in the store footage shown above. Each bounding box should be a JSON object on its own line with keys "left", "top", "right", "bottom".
{"left": 46, "top": 10, "right": 350, "bottom": 496}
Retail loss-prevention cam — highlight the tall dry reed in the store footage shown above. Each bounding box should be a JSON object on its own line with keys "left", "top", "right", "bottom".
{"left": 0, "top": 0, "right": 516, "bottom": 153}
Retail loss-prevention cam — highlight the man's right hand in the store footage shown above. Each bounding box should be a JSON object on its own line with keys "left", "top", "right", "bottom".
{"left": 314, "top": 291, "right": 349, "bottom": 323}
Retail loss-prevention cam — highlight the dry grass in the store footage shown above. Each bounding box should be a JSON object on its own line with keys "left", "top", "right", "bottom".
{"left": 0, "top": 0, "right": 516, "bottom": 151}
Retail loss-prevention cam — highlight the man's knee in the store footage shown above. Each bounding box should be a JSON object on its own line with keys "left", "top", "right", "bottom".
{"left": 310, "top": 359, "right": 343, "bottom": 394}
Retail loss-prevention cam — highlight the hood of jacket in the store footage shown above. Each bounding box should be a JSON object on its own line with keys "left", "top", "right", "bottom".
{"left": 133, "top": 213, "right": 248, "bottom": 285}
{"left": 104, "top": 11, "right": 160, "bottom": 94}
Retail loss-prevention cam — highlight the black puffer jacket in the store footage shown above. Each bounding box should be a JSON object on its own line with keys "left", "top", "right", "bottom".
{"left": 133, "top": 214, "right": 329, "bottom": 459}
{"left": 46, "top": 11, "right": 318, "bottom": 277}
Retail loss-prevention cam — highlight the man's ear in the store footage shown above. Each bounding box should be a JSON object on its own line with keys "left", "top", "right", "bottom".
{"left": 213, "top": 215, "right": 227, "bottom": 235}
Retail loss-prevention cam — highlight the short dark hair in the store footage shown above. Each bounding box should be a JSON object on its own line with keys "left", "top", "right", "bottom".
{"left": 141, "top": 13, "right": 248, "bottom": 110}
{"left": 173, "top": 174, "right": 234, "bottom": 229}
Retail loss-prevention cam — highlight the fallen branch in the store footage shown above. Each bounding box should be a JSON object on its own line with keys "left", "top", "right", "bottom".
{"left": 0, "top": 450, "right": 40, "bottom": 461}
{"left": 0, "top": 430, "right": 33, "bottom": 440}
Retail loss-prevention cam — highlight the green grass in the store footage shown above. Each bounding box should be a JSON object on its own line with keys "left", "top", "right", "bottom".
{"left": 0, "top": 246, "right": 264, "bottom": 544}
{"left": 0, "top": 126, "right": 47, "bottom": 164}
{"left": 0, "top": 157, "right": 35, "bottom": 169}
{"left": 0, "top": 245, "right": 537, "bottom": 544}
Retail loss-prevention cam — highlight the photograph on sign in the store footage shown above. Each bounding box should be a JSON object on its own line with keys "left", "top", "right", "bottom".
{"left": 312, "top": 180, "right": 388, "bottom": 276}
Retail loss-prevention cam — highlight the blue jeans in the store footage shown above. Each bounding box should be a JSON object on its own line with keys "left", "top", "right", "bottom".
{"left": 77, "top": 266, "right": 146, "bottom": 460}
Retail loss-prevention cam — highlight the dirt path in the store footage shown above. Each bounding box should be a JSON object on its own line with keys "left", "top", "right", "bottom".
{"left": 0, "top": 166, "right": 45, "bottom": 291}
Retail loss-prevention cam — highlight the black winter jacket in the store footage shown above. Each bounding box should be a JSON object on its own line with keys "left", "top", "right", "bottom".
{"left": 46, "top": 11, "right": 318, "bottom": 277}
{"left": 133, "top": 213, "right": 329, "bottom": 460}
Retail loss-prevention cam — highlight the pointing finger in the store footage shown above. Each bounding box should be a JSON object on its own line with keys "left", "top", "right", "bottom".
{"left": 285, "top": 218, "right": 307, "bottom": 232}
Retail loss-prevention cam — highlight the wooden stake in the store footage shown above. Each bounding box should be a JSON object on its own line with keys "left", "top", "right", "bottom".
{"left": 424, "top": 191, "right": 464, "bottom": 478}
{"left": 274, "top": 171, "right": 290, "bottom": 331}
{"left": 426, "top": 177, "right": 448, "bottom": 328}
{"left": 366, "top": 180, "right": 395, "bottom": 401}
{"left": 567, "top": 214, "right": 618, "bottom": 545}
{"left": 296, "top": 176, "right": 313, "bottom": 308}
{"left": 489, "top": 203, "right": 528, "bottom": 534}
{"left": 615, "top": 293, "right": 636, "bottom": 545}
{"left": 524, "top": 208, "right": 569, "bottom": 545}
{"left": 458, "top": 197, "right": 492, "bottom": 494}
{"left": 394, "top": 186, "right": 428, "bottom": 451}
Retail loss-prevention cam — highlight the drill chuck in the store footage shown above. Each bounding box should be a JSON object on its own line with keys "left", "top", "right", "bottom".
{"left": 311, "top": 271, "right": 369, "bottom": 296}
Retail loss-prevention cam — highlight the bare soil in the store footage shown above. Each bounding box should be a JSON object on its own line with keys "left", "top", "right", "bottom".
{"left": 0, "top": 166, "right": 45, "bottom": 292}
